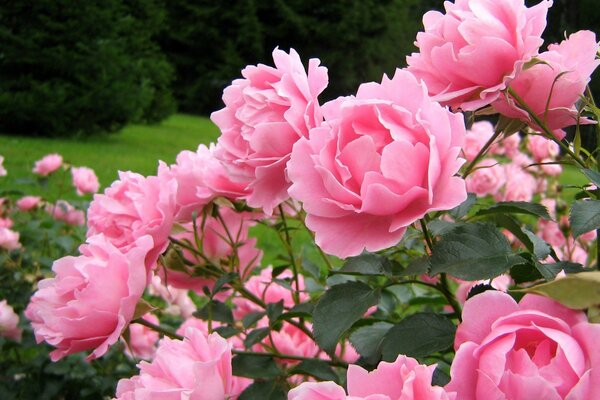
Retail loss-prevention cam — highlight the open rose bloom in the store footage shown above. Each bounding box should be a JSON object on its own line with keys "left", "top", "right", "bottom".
{"left": 287, "top": 69, "right": 466, "bottom": 257}
{"left": 71, "top": 166, "right": 100, "bottom": 195}
{"left": 407, "top": 0, "right": 551, "bottom": 110}
{"left": 32, "top": 153, "right": 63, "bottom": 176}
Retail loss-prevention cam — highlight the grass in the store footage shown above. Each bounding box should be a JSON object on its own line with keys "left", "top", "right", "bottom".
{"left": 0, "top": 114, "right": 220, "bottom": 199}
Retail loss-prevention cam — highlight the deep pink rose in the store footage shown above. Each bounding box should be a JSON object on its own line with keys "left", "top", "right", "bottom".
{"left": 463, "top": 121, "right": 495, "bottom": 161}
{"left": 465, "top": 159, "right": 505, "bottom": 197}
{"left": 16, "top": 196, "right": 41, "bottom": 211}
{"left": 493, "top": 30, "right": 600, "bottom": 139}
{"left": 0, "top": 300, "right": 22, "bottom": 341}
{"left": 0, "top": 227, "right": 21, "bottom": 250}
{"left": 288, "top": 355, "right": 456, "bottom": 400}
{"left": 25, "top": 234, "right": 152, "bottom": 361}
{"left": 87, "top": 171, "right": 176, "bottom": 272}
{"left": 211, "top": 48, "right": 328, "bottom": 215}
{"left": 159, "top": 144, "right": 249, "bottom": 221}
{"left": 287, "top": 69, "right": 467, "bottom": 258}
{"left": 0, "top": 155, "right": 6, "bottom": 176}
{"left": 158, "top": 207, "right": 261, "bottom": 293}
{"left": 115, "top": 329, "right": 249, "bottom": 400}
{"left": 407, "top": 0, "right": 551, "bottom": 110}
{"left": 46, "top": 200, "right": 85, "bottom": 226}
{"left": 447, "top": 291, "right": 600, "bottom": 399}
{"left": 32, "top": 153, "right": 63, "bottom": 176}
{"left": 124, "top": 313, "right": 160, "bottom": 360}
{"left": 71, "top": 166, "right": 100, "bottom": 195}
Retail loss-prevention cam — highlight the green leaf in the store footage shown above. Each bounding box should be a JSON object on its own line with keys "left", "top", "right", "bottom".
{"left": 523, "top": 229, "right": 551, "bottom": 260}
{"left": 214, "top": 326, "right": 239, "bottom": 339}
{"left": 337, "top": 253, "right": 393, "bottom": 276}
{"left": 398, "top": 256, "right": 430, "bottom": 277}
{"left": 243, "top": 327, "right": 270, "bottom": 348}
{"left": 266, "top": 300, "right": 284, "bottom": 324}
{"left": 475, "top": 201, "right": 552, "bottom": 220}
{"left": 213, "top": 272, "right": 238, "bottom": 294}
{"left": 519, "top": 271, "right": 600, "bottom": 309}
{"left": 349, "top": 322, "right": 393, "bottom": 363}
{"left": 194, "top": 300, "right": 233, "bottom": 324}
{"left": 232, "top": 354, "right": 282, "bottom": 379}
{"left": 132, "top": 299, "right": 156, "bottom": 320}
{"left": 432, "top": 368, "right": 451, "bottom": 387}
{"left": 290, "top": 359, "right": 340, "bottom": 383}
{"left": 535, "top": 261, "right": 584, "bottom": 281}
{"left": 427, "top": 220, "right": 460, "bottom": 237}
{"left": 430, "top": 223, "right": 525, "bottom": 280}
{"left": 277, "top": 303, "right": 314, "bottom": 322}
{"left": 581, "top": 168, "right": 600, "bottom": 187}
{"left": 570, "top": 200, "right": 600, "bottom": 238}
{"left": 313, "top": 282, "right": 380, "bottom": 354}
{"left": 449, "top": 193, "right": 477, "bottom": 219}
{"left": 238, "top": 380, "right": 286, "bottom": 400}
{"left": 242, "top": 312, "right": 266, "bottom": 329}
{"left": 380, "top": 313, "right": 455, "bottom": 360}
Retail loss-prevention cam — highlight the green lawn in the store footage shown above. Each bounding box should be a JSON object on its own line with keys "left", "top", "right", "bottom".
{"left": 0, "top": 114, "right": 220, "bottom": 199}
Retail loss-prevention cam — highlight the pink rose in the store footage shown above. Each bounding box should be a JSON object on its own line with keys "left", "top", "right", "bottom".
{"left": 527, "top": 135, "right": 560, "bottom": 162}
{"left": 159, "top": 144, "right": 250, "bottom": 221}
{"left": 25, "top": 234, "right": 152, "bottom": 361}
{"left": 0, "top": 300, "right": 22, "bottom": 341}
{"left": 463, "top": 121, "right": 495, "bottom": 161}
{"left": 447, "top": 291, "right": 600, "bottom": 399}
{"left": 258, "top": 321, "right": 319, "bottom": 365}
{"left": 287, "top": 69, "right": 467, "bottom": 258}
{"left": 211, "top": 48, "right": 328, "bottom": 215}
{"left": 493, "top": 30, "right": 600, "bottom": 139}
{"left": 406, "top": 0, "right": 551, "bottom": 110}
{"left": 289, "top": 355, "right": 456, "bottom": 400}
{"left": 0, "top": 217, "right": 13, "bottom": 228}
{"left": 465, "top": 159, "right": 505, "bottom": 197}
{"left": 148, "top": 276, "right": 197, "bottom": 319}
{"left": 176, "top": 317, "right": 245, "bottom": 351}
{"left": 32, "top": 153, "right": 63, "bottom": 176}
{"left": 490, "top": 133, "right": 521, "bottom": 158}
{"left": 71, "top": 166, "right": 100, "bottom": 195}
{"left": 45, "top": 200, "right": 85, "bottom": 226}
{"left": 115, "top": 329, "right": 249, "bottom": 400}
{"left": 0, "top": 155, "right": 6, "bottom": 176}
{"left": 124, "top": 314, "right": 160, "bottom": 360}
{"left": 498, "top": 164, "right": 536, "bottom": 202}
{"left": 87, "top": 171, "right": 176, "bottom": 272}
{"left": 0, "top": 227, "right": 21, "bottom": 250}
{"left": 158, "top": 207, "right": 261, "bottom": 293}
{"left": 16, "top": 196, "right": 42, "bottom": 211}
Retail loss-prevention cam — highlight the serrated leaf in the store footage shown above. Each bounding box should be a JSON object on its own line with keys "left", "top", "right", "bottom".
{"left": 290, "top": 359, "right": 339, "bottom": 383}
{"left": 449, "top": 193, "right": 477, "bottom": 219}
{"left": 213, "top": 272, "right": 238, "bottom": 294}
{"left": 430, "top": 223, "right": 525, "bottom": 280}
{"left": 239, "top": 380, "right": 286, "bottom": 400}
{"left": 475, "top": 201, "right": 551, "bottom": 220}
{"left": 242, "top": 312, "right": 266, "bottom": 329}
{"left": 398, "top": 256, "right": 430, "bottom": 277}
{"left": 213, "top": 326, "right": 239, "bottom": 339}
{"left": 349, "top": 322, "right": 393, "bottom": 363}
{"left": 337, "top": 253, "right": 392, "bottom": 276}
{"left": 195, "top": 300, "right": 233, "bottom": 324}
{"left": 232, "top": 354, "right": 282, "bottom": 379}
{"left": 519, "top": 271, "right": 600, "bottom": 309}
{"left": 266, "top": 300, "right": 284, "bottom": 324}
{"left": 277, "top": 303, "right": 314, "bottom": 322}
{"left": 523, "top": 229, "right": 551, "bottom": 260}
{"left": 581, "top": 168, "right": 600, "bottom": 187}
{"left": 570, "top": 200, "right": 600, "bottom": 238}
{"left": 380, "top": 313, "right": 455, "bottom": 360}
{"left": 243, "top": 327, "right": 270, "bottom": 348}
{"left": 535, "top": 261, "right": 584, "bottom": 281}
{"left": 427, "top": 220, "right": 460, "bottom": 237}
{"left": 313, "top": 282, "right": 380, "bottom": 354}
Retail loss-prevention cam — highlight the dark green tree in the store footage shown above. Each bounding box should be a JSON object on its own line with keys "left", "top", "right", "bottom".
{"left": 0, "top": 0, "right": 175, "bottom": 137}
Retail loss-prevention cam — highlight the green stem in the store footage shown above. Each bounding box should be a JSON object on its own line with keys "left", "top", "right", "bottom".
{"left": 419, "top": 219, "right": 434, "bottom": 254}
{"left": 133, "top": 318, "right": 183, "bottom": 340}
{"left": 585, "top": 85, "right": 600, "bottom": 270}
{"left": 506, "top": 87, "right": 587, "bottom": 168}
{"left": 437, "top": 273, "right": 462, "bottom": 321}
{"left": 462, "top": 127, "right": 504, "bottom": 178}
{"left": 278, "top": 205, "right": 301, "bottom": 303}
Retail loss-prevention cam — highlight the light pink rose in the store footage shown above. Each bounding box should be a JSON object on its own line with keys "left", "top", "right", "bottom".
{"left": 258, "top": 321, "right": 319, "bottom": 365}
{"left": 406, "top": 0, "right": 551, "bottom": 111}
{"left": 0, "top": 227, "right": 21, "bottom": 250}
{"left": 0, "top": 217, "right": 13, "bottom": 228}
{"left": 466, "top": 159, "right": 505, "bottom": 197}
{"left": 158, "top": 207, "right": 261, "bottom": 294}
{"left": 149, "top": 276, "right": 197, "bottom": 319}
{"left": 289, "top": 355, "right": 456, "bottom": 400}
{"left": 32, "top": 153, "right": 63, "bottom": 176}
{"left": 46, "top": 200, "right": 85, "bottom": 226}
{"left": 211, "top": 48, "right": 328, "bottom": 215}
{"left": 124, "top": 313, "right": 160, "bottom": 360}
{"left": 25, "top": 234, "right": 152, "bottom": 361}
{"left": 176, "top": 317, "right": 245, "bottom": 351}
{"left": 539, "top": 159, "right": 563, "bottom": 177}
{"left": 287, "top": 69, "right": 467, "bottom": 258}
{"left": 16, "top": 196, "right": 42, "bottom": 211}
{"left": 0, "top": 155, "right": 6, "bottom": 176}
{"left": 448, "top": 291, "right": 600, "bottom": 399}
{"left": 0, "top": 300, "right": 22, "bottom": 341}
{"left": 87, "top": 171, "right": 176, "bottom": 272}
{"left": 115, "top": 329, "right": 249, "bottom": 400}
{"left": 527, "top": 135, "right": 560, "bottom": 162}
{"left": 490, "top": 132, "right": 521, "bottom": 157}
{"left": 462, "top": 121, "right": 495, "bottom": 161}
{"left": 538, "top": 219, "right": 566, "bottom": 248}
{"left": 71, "top": 166, "right": 100, "bottom": 195}
{"left": 158, "top": 144, "right": 250, "bottom": 222}
{"left": 232, "top": 267, "right": 307, "bottom": 320}
{"left": 493, "top": 30, "right": 600, "bottom": 139}
{"left": 498, "top": 164, "right": 536, "bottom": 202}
